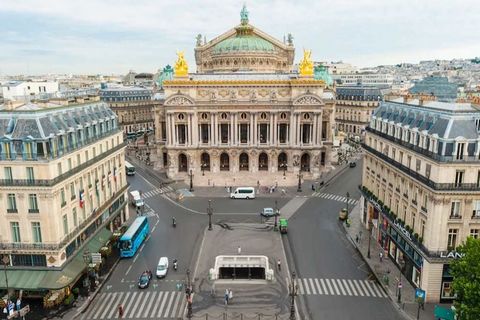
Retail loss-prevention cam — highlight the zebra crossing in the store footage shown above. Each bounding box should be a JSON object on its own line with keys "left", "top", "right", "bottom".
{"left": 311, "top": 192, "right": 358, "bottom": 205}
{"left": 82, "top": 290, "right": 185, "bottom": 319}
{"left": 142, "top": 186, "right": 175, "bottom": 199}
{"left": 291, "top": 278, "right": 386, "bottom": 298}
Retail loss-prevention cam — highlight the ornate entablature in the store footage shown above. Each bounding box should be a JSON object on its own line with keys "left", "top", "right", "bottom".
{"left": 164, "top": 95, "right": 195, "bottom": 106}
{"left": 194, "top": 5, "right": 294, "bottom": 73}
{"left": 293, "top": 95, "right": 324, "bottom": 106}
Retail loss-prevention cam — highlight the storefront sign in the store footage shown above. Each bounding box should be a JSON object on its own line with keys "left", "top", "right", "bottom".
{"left": 440, "top": 251, "right": 464, "bottom": 259}
{"left": 393, "top": 221, "right": 413, "bottom": 241}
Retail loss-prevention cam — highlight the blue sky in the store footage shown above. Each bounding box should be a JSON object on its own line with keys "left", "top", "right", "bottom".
{"left": 1, "top": 0, "right": 479, "bottom": 75}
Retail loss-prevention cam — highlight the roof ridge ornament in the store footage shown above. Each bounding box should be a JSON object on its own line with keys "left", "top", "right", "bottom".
{"left": 240, "top": 4, "right": 249, "bottom": 25}
{"left": 299, "top": 49, "right": 314, "bottom": 77}
{"left": 174, "top": 51, "right": 188, "bottom": 77}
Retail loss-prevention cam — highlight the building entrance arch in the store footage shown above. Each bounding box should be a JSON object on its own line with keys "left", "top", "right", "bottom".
{"left": 301, "top": 153, "right": 310, "bottom": 172}
{"left": 220, "top": 153, "right": 230, "bottom": 171}
{"left": 178, "top": 154, "right": 188, "bottom": 172}
{"left": 278, "top": 152, "right": 287, "bottom": 170}
{"left": 259, "top": 153, "right": 268, "bottom": 171}
{"left": 201, "top": 152, "right": 210, "bottom": 171}
{"left": 239, "top": 153, "right": 249, "bottom": 171}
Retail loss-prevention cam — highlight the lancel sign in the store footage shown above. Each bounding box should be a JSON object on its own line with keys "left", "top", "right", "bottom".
{"left": 393, "top": 221, "right": 413, "bottom": 241}
{"left": 439, "top": 251, "right": 465, "bottom": 259}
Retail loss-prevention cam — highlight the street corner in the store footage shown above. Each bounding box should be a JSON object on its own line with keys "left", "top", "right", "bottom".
{"left": 191, "top": 223, "right": 291, "bottom": 317}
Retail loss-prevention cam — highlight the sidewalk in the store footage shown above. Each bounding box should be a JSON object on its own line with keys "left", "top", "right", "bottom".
{"left": 344, "top": 201, "right": 445, "bottom": 320}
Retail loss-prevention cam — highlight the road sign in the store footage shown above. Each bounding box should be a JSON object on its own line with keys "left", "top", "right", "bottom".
{"left": 415, "top": 288, "right": 426, "bottom": 303}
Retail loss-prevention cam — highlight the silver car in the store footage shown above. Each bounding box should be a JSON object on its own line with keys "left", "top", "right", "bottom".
{"left": 260, "top": 207, "right": 278, "bottom": 217}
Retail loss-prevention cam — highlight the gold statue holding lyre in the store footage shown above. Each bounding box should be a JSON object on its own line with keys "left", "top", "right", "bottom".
{"left": 174, "top": 51, "right": 189, "bottom": 77}
{"left": 299, "top": 49, "right": 314, "bottom": 77}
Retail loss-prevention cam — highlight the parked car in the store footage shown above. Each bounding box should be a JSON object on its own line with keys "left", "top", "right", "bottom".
{"left": 260, "top": 207, "right": 278, "bottom": 217}
{"left": 138, "top": 271, "right": 151, "bottom": 289}
{"left": 349, "top": 162, "right": 357, "bottom": 168}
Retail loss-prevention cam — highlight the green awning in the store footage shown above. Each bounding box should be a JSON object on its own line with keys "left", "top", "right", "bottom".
{"left": 0, "top": 228, "right": 112, "bottom": 291}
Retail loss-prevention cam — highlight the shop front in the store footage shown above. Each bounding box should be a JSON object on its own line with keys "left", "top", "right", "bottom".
{"left": 387, "top": 222, "right": 424, "bottom": 288}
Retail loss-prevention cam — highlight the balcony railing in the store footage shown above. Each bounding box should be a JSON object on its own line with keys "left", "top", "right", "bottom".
{"left": 0, "top": 184, "right": 128, "bottom": 252}
{"left": 366, "top": 127, "right": 480, "bottom": 163}
{"left": 363, "top": 143, "right": 480, "bottom": 191}
{"left": 449, "top": 215, "right": 462, "bottom": 221}
{"left": 0, "top": 142, "right": 126, "bottom": 187}
{"left": 7, "top": 209, "right": 18, "bottom": 213}
{"left": 28, "top": 209, "right": 40, "bottom": 214}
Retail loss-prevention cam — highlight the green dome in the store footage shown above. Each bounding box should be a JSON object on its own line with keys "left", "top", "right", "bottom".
{"left": 213, "top": 35, "right": 274, "bottom": 54}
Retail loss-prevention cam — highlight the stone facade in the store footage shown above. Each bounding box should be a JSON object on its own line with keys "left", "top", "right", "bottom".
{"left": 0, "top": 99, "right": 129, "bottom": 288}
{"left": 361, "top": 97, "right": 480, "bottom": 302}
{"left": 154, "top": 9, "right": 336, "bottom": 184}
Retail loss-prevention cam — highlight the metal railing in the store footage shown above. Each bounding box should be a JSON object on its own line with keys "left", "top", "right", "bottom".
{"left": 0, "top": 142, "right": 126, "bottom": 187}
{"left": 363, "top": 144, "right": 480, "bottom": 191}
{"left": 366, "top": 127, "right": 480, "bottom": 163}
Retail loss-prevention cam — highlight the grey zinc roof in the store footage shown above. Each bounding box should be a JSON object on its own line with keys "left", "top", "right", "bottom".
{"left": 447, "top": 120, "right": 478, "bottom": 139}
{"left": 0, "top": 102, "right": 115, "bottom": 140}
{"left": 374, "top": 100, "right": 480, "bottom": 141}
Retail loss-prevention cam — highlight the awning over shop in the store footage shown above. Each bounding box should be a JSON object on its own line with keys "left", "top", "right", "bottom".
{"left": 0, "top": 228, "right": 112, "bottom": 291}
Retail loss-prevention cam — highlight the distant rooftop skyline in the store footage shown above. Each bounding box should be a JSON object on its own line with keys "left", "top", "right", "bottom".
{"left": 1, "top": 0, "right": 479, "bottom": 75}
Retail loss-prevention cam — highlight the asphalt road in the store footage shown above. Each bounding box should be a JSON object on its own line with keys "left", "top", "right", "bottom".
{"left": 285, "top": 159, "right": 404, "bottom": 320}
{"left": 81, "top": 171, "right": 206, "bottom": 320}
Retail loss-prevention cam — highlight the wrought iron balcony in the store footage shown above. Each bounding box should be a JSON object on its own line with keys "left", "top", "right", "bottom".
{"left": 366, "top": 127, "right": 480, "bottom": 163}
{"left": 28, "top": 209, "right": 40, "bottom": 214}
{"left": 0, "top": 142, "right": 126, "bottom": 187}
{"left": 363, "top": 143, "right": 480, "bottom": 191}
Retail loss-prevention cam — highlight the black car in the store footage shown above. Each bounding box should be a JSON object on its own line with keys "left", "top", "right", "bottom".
{"left": 138, "top": 271, "right": 151, "bottom": 289}
{"left": 349, "top": 162, "right": 356, "bottom": 168}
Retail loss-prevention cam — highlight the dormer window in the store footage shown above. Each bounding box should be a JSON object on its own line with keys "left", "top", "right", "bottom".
{"left": 456, "top": 142, "right": 465, "bottom": 160}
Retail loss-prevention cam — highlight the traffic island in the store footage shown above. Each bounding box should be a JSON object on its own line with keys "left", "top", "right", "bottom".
{"left": 191, "top": 223, "right": 291, "bottom": 318}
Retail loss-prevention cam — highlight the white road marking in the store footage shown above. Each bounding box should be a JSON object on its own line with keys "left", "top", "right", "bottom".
{"left": 309, "top": 278, "right": 317, "bottom": 295}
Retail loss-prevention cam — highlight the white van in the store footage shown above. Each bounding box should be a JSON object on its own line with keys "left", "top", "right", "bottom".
{"left": 156, "top": 257, "right": 169, "bottom": 278}
{"left": 230, "top": 187, "right": 256, "bottom": 199}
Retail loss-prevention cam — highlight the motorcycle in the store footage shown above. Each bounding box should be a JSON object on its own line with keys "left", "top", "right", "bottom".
{"left": 172, "top": 217, "right": 176, "bottom": 228}
{"left": 173, "top": 259, "right": 178, "bottom": 271}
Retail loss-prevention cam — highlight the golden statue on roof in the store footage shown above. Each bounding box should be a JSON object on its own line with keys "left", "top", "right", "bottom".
{"left": 299, "top": 49, "right": 314, "bottom": 77}
{"left": 174, "top": 51, "right": 189, "bottom": 77}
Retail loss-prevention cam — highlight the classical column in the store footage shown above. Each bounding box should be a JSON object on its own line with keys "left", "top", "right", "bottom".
{"left": 273, "top": 113, "right": 278, "bottom": 146}
{"left": 297, "top": 115, "right": 301, "bottom": 147}
{"left": 210, "top": 113, "right": 214, "bottom": 146}
{"left": 253, "top": 113, "right": 257, "bottom": 146}
{"left": 249, "top": 113, "right": 254, "bottom": 146}
{"left": 309, "top": 121, "right": 313, "bottom": 145}
{"left": 192, "top": 113, "right": 198, "bottom": 147}
{"left": 318, "top": 112, "right": 323, "bottom": 143}
{"left": 230, "top": 113, "right": 234, "bottom": 146}
{"left": 187, "top": 114, "right": 191, "bottom": 146}
{"left": 289, "top": 112, "right": 295, "bottom": 147}
{"left": 269, "top": 112, "right": 274, "bottom": 146}
{"left": 313, "top": 113, "right": 318, "bottom": 145}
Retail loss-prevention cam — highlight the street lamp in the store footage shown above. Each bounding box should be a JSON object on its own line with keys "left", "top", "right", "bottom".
{"left": 2, "top": 255, "right": 10, "bottom": 300}
{"left": 297, "top": 173, "right": 303, "bottom": 192}
{"left": 367, "top": 219, "right": 373, "bottom": 259}
{"left": 289, "top": 271, "right": 298, "bottom": 320}
{"left": 207, "top": 200, "right": 213, "bottom": 231}
{"left": 274, "top": 200, "right": 279, "bottom": 231}
{"left": 201, "top": 163, "right": 207, "bottom": 176}
{"left": 186, "top": 269, "right": 193, "bottom": 319}
{"left": 82, "top": 250, "right": 91, "bottom": 290}
{"left": 397, "top": 257, "right": 405, "bottom": 303}
{"left": 346, "top": 192, "right": 350, "bottom": 218}
{"left": 189, "top": 169, "right": 194, "bottom": 192}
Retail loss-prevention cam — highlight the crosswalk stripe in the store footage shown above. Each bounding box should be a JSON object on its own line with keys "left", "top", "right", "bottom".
{"left": 364, "top": 281, "right": 377, "bottom": 297}
{"left": 353, "top": 280, "right": 365, "bottom": 296}
{"left": 138, "top": 291, "right": 151, "bottom": 318}
{"left": 324, "top": 279, "right": 334, "bottom": 295}
{"left": 309, "top": 279, "right": 317, "bottom": 295}
{"left": 93, "top": 292, "right": 111, "bottom": 319}
{"left": 178, "top": 292, "right": 186, "bottom": 317}
{"left": 150, "top": 291, "right": 164, "bottom": 318}
{"left": 297, "top": 279, "right": 304, "bottom": 295}
{"left": 347, "top": 280, "right": 358, "bottom": 296}
{"left": 313, "top": 278, "right": 322, "bottom": 295}
{"left": 114, "top": 292, "right": 131, "bottom": 319}
{"left": 375, "top": 283, "right": 387, "bottom": 297}
{"left": 100, "top": 292, "right": 119, "bottom": 319}
{"left": 143, "top": 291, "right": 157, "bottom": 318}
{"left": 128, "top": 291, "right": 145, "bottom": 318}
{"left": 326, "top": 194, "right": 335, "bottom": 199}
{"left": 336, "top": 279, "right": 347, "bottom": 296}
{"left": 369, "top": 281, "right": 382, "bottom": 297}
{"left": 319, "top": 279, "right": 328, "bottom": 295}
{"left": 358, "top": 280, "right": 370, "bottom": 297}
{"left": 157, "top": 291, "right": 170, "bottom": 318}
{"left": 330, "top": 279, "right": 340, "bottom": 295}
{"left": 170, "top": 291, "right": 183, "bottom": 317}
{"left": 124, "top": 291, "right": 138, "bottom": 318}
{"left": 303, "top": 279, "right": 311, "bottom": 295}
{"left": 342, "top": 279, "right": 352, "bottom": 296}
{"left": 163, "top": 291, "right": 176, "bottom": 318}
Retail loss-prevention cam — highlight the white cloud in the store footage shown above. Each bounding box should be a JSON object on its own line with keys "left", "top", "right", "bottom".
{"left": 1, "top": 0, "right": 479, "bottom": 74}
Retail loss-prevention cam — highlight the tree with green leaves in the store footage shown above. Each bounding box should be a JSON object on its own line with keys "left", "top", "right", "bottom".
{"left": 450, "top": 237, "right": 480, "bottom": 320}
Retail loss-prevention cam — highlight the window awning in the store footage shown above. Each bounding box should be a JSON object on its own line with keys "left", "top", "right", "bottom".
{"left": 0, "top": 228, "right": 112, "bottom": 291}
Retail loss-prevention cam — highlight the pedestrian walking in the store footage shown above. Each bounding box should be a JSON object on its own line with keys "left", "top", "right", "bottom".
{"left": 379, "top": 251, "right": 383, "bottom": 262}
{"left": 237, "top": 246, "right": 241, "bottom": 255}
{"left": 118, "top": 304, "right": 124, "bottom": 318}
{"left": 228, "top": 289, "right": 233, "bottom": 303}
{"left": 225, "top": 289, "right": 229, "bottom": 305}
